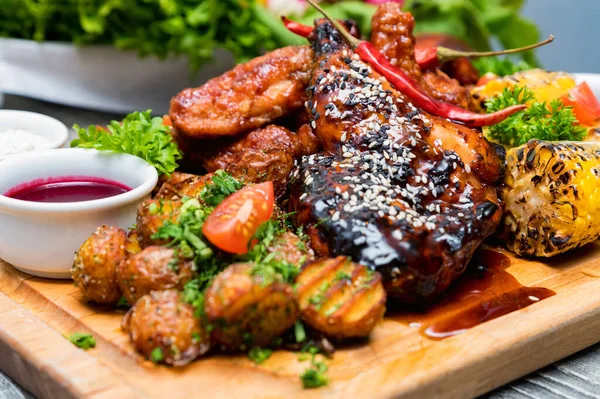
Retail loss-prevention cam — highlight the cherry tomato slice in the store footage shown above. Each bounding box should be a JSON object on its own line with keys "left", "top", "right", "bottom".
{"left": 202, "top": 181, "right": 274, "bottom": 255}
{"left": 561, "top": 82, "right": 600, "bottom": 125}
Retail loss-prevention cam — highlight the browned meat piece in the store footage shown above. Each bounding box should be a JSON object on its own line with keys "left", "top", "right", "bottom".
{"left": 370, "top": 3, "right": 471, "bottom": 108}
{"left": 290, "top": 20, "right": 503, "bottom": 304}
{"left": 170, "top": 46, "right": 315, "bottom": 139}
{"left": 123, "top": 290, "right": 210, "bottom": 366}
{"left": 415, "top": 33, "right": 480, "bottom": 86}
{"left": 173, "top": 125, "right": 320, "bottom": 194}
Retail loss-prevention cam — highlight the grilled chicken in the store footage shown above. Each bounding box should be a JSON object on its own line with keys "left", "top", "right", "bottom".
{"left": 170, "top": 45, "right": 314, "bottom": 139}
{"left": 290, "top": 20, "right": 503, "bottom": 304}
{"left": 370, "top": 3, "right": 471, "bottom": 109}
{"left": 172, "top": 124, "right": 320, "bottom": 194}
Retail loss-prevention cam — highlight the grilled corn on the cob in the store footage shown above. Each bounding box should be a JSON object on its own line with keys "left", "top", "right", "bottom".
{"left": 501, "top": 139, "right": 600, "bottom": 257}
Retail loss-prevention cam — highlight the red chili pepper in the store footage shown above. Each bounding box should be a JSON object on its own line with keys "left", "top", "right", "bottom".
{"left": 415, "top": 37, "right": 554, "bottom": 70}
{"left": 296, "top": 0, "right": 527, "bottom": 127}
{"left": 281, "top": 16, "right": 312, "bottom": 38}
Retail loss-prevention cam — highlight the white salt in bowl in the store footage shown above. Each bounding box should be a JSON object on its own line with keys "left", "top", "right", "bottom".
{"left": 0, "top": 110, "right": 68, "bottom": 161}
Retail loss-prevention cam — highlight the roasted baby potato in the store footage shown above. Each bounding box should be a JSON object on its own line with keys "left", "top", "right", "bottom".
{"left": 204, "top": 263, "right": 298, "bottom": 350}
{"left": 123, "top": 290, "right": 209, "bottom": 366}
{"left": 116, "top": 246, "right": 195, "bottom": 305}
{"left": 295, "top": 257, "right": 386, "bottom": 339}
{"left": 154, "top": 173, "right": 214, "bottom": 201}
{"left": 136, "top": 199, "right": 182, "bottom": 248}
{"left": 72, "top": 225, "right": 126, "bottom": 305}
{"left": 268, "top": 231, "right": 314, "bottom": 267}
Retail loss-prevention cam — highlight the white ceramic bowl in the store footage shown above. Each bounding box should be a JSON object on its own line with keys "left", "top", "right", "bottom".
{"left": 0, "top": 110, "right": 68, "bottom": 161}
{"left": 0, "top": 149, "right": 158, "bottom": 278}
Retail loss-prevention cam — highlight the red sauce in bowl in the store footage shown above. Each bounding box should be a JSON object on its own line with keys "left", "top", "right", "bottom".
{"left": 4, "top": 176, "right": 131, "bottom": 203}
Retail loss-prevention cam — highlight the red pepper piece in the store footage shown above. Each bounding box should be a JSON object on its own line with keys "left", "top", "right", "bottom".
{"left": 355, "top": 43, "right": 526, "bottom": 127}
{"left": 415, "top": 37, "right": 554, "bottom": 70}
{"left": 296, "top": 0, "right": 527, "bottom": 127}
{"left": 281, "top": 16, "right": 312, "bottom": 38}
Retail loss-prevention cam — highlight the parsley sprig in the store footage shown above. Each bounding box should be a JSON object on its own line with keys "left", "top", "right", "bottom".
{"left": 71, "top": 110, "right": 182, "bottom": 175}
{"left": 485, "top": 86, "right": 587, "bottom": 147}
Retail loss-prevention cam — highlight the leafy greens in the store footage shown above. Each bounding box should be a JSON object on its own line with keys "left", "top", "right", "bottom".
{"left": 485, "top": 86, "right": 587, "bottom": 147}
{"left": 1, "top": 0, "right": 541, "bottom": 71}
{"left": 71, "top": 110, "right": 182, "bottom": 175}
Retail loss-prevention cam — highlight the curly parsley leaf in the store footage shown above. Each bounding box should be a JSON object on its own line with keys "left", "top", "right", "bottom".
{"left": 71, "top": 110, "right": 182, "bottom": 175}
{"left": 485, "top": 86, "right": 587, "bottom": 147}
{"left": 68, "top": 332, "right": 96, "bottom": 350}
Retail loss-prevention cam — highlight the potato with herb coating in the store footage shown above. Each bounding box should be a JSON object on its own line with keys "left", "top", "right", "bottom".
{"left": 268, "top": 231, "right": 314, "bottom": 267}
{"left": 296, "top": 256, "right": 386, "bottom": 339}
{"left": 123, "top": 290, "right": 209, "bottom": 366}
{"left": 154, "top": 173, "right": 214, "bottom": 201}
{"left": 72, "top": 225, "right": 126, "bottom": 305}
{"left": 117, "top": 246, "right": 195, "bottom": 305}
{"left": 136, "top": 199, "right": 182, "bottom": 248}
{"left": 204, "top": 263, "right": 298, "bottom": 350}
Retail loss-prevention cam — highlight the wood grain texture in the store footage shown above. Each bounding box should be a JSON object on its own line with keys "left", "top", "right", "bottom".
{"left": 2, "top": 242, "right": 600, "bottom": 399}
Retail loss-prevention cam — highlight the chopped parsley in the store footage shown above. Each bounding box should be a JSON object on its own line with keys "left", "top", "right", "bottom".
{"left": 71, "top": 110, "right": 182, "bottom": 175}
{"left": 151, "top": 347, "right": 164, "bottom": 364}
{"left": 485, "top": 85, "right": 587, "bottom": 147}
{"left": 334, "top": 270, "right": 352, "bottom": 282}
{"left": 68, "top": 333, "right": 96, "bottom": 350}
{"left": 116, "top": 296, "right": 130, "bottom": 309}
{"left": 294, "top": 321, "right": 307, "bottom": 343}
{"left": 308, "top": 281, "right": 331, "bottom": 311}
{"left": 200, "top": 170, "right": 244, "bottom": 206}
{"left": 299, "top": 345, "right": 329, "bottom": 389}
{"left": 248, "top": 347, "right": 273, "bottom": 364}
{"left": 153, "top": 172, "right": 303, "bottom": 322}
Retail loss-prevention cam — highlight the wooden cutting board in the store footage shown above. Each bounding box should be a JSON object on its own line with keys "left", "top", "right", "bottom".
{"left": 2, "top": 244, "right": 600, "bottom": 399}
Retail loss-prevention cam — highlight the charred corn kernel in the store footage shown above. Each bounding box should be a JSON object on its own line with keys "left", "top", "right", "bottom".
{"left": 501, "top": 139, "right": 600, "bottom": 257}
{"left": 471, "top": 69, "right": 576, "bottom": 112}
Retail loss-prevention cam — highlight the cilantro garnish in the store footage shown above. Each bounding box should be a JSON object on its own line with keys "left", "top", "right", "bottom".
{"left": 68, "top": 332, "right": 96, "bottom": 350}
{"left": 71, "top": 110, "right": 182, "bottom": 175}
{"left": 248, "top": 347, "right": 273, "bottom": 365}
{"left": 485, "top": 86, "right": 587, "bottom": 147}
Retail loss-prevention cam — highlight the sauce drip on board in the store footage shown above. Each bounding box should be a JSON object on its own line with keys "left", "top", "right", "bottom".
{"left": 390, "top": 249, "right": 556, "bottom": 340}
{"left": 5, "top": 176, "right": 131, "bottom": 203}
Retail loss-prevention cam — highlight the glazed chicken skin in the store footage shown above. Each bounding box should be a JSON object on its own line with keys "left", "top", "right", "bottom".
{"left": 170, "top": 45, "right": 314, "bottom": 139}
{"left": 173, "top": 124, "right": 320, "bottom": 194}
{"left": 370, "top": 3, "right": 471, "bottom": 109}
{"left": 290, "top": 20, "right": 503, "bottom": 303}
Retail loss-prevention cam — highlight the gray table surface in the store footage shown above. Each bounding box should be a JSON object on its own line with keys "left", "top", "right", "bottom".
{"left": 2, "top": 94, "right": 600, "bottom": 399}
